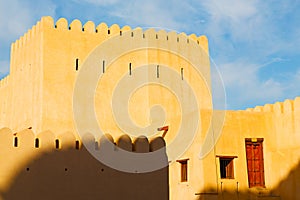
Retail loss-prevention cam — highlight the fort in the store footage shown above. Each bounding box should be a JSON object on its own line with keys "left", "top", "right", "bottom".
{"left": 0, "top": 16, "right": 300, "bottom": 200}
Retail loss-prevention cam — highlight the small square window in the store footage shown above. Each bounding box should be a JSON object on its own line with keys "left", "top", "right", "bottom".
{"left": 219, "top": 157, "right": 235, "bottom": 179}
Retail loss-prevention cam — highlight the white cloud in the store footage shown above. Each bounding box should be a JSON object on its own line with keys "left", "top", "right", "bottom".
{"left": 108, "top": 0, "right": 194, "bottom": 31}
{"left": 73, "top": 0, "right": 121, "bottom": 6}
{"left": 202, "top": 0, "right": 258, "bottom": 21}
{"left": 0, "top": 2, "right": 31, "bottom": 41}
{"left": 71, "top": 0, "right": 198, "bottom": 31}
{"left": 197, "top": 0, "right": 300, "bottom": 108}
{"left": 200, "top": 1, "right": 294, "bottom": 58}
{"left": 0, "top": 0, "right": 298, "bottom": 110}
{"left": 0, "top": 0, "right": 56, "bottom": 77}
{"left": 200, "top": 0, "right": 259, "bottom": 38}
{"left": 0, "top": 1, "right": 56, "bottom": 42}
{"left": 215, "top": 58, "right": 300, "bottom": 109}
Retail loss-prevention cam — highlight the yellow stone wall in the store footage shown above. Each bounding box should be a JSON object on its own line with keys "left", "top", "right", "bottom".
{"left": 0, "top": 16, "right": 299, "bottom": 200}
{"left": 0, "top": 128, "right": 169, "bottom": 200}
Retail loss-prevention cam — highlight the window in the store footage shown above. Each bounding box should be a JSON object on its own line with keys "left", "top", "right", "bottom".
{"left": 129, "top": 63, "right": 132, "bottom": 76}
{"left": 75, "top": 58, "right": 79, "bottom": 71}
{"left": 14, "top": 137, "right": 18, "bottom": 147}
{"left": 219, "top": 157, "right": 235, "bottom": 179}
{"left": 75, "top": 140, "right": 80, "bottom": 150}
{"left": 181, "top": 68, "right": 184, "bottom": 80}
{"left": 55, "top": 139, "right": 60, "bottom": 149}
{"left": 102, "top": 60, "right": 105, "bottom": 73}
{"left": 35, "top": 138, "right": 39, "bottom": 148}
{"left": 95, "top": 141, "right": 99, "bottom": 150}
{"left": 177, "top": 159, "right": 188, "bottom": 182}
{"left": 245, "top": 138, "right": 265, "bottom": 188}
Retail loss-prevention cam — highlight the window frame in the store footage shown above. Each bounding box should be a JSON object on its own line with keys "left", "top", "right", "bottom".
{"left": 217, "top": 155, "right": 237, "bottom": 179}
{"left": 177, "top": 159, "right": 189, "bottom": 182}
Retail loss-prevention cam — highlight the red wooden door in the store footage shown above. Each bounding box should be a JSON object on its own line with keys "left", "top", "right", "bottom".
{"left": 245, "top": 139, "right": 265, "bottom": 188}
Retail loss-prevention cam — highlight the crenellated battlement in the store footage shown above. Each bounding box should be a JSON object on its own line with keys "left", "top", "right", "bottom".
{"left": 11, "top": 21, "right": 42, "bottom": 52}
{"left": 245, "top": 97, "right": 300, "bottom": 114}
{"left": 0, "top": 75, "right": 10, "bottom": 88}
{"left": 11, "top": 16, "right": 209, "bottom": 55}
{"left": 0, "top": 127, "right": 165, "bottom": 152}
{"left": 1, "top": 16, "right": 300, "bottom": 200}
{"left": 0, "top": 127, "right": 168, "bottom": 200}
{"left": 1, "top": 15, "right": 212, "bottom": 135}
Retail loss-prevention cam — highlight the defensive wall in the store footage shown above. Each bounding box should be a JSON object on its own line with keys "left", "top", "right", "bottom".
{"left": 0, "top": 16, "right": 300, "bottom": 200}
{"left": 0, "top": 127, "right": 168, "bottom": 200}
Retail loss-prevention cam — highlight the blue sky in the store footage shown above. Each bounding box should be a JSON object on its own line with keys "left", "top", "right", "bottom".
{"left": 0, "top": 0, "right": 299, "bottom": 110}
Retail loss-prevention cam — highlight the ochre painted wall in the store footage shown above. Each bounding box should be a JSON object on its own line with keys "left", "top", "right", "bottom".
{"left": 0, "top": 128, "right": 169, "bottom": 200}
{"left": 0, "top": 16, "right": 300, "bottom": 200}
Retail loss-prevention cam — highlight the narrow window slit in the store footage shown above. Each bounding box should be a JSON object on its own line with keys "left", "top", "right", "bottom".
{"left": 131, "top": 32, "right": 134, "bottom": 37}
{"left": 177, "top": 37, "right": 179, "bottom": 42}
{"left": 129, "top": 63, "right": 132, "bottom": 76}
{"left": 177, "top": 159, "right": 188, "bottom": 182}
{"left": 143, "top": 33, "right": 145, "bottom": 38}
{"left": 75, "top": 140, "right": 80, "bottom": 150}
{"left": 166, "top": 36, "right": 168, "bottom": 40}
{"left": 14, "top": 137, "right": 18, "bottom": 147}
{"left": 102, "top": 60, "right": 105, "bottom": 73}
{"left": 187, "top": 39, "right": 189, "bottom": 43}
{"left": 157, "top": 65, "right": 160, "bottom": 78}
{"left": 120, "top": 31, "right": 122, "bottom": 36}
{"left": 55, "top": 139, "right": 60, "bottom": 149}
{"left": 181, "top": 68, "right": 184, "bottom": 80}
{"left": 35, "top": 138, "right": 39, "bottom": 148}
{"left": 95, "top": 29, "right": 98, "bottom": 33}
{"left": 95, "top": 141, "right": 99, "bottom": 150}
{"left": 156, "top": 34, "right": 158, "bottom": 39}
{"left": 75, "top": 58, "right": 79, "bottom": 71}
{"left": 197, "top": 40, "right": 199, "bottom": 44}
{"left": 108, "top": 29, "right": 110, "bottom": 34}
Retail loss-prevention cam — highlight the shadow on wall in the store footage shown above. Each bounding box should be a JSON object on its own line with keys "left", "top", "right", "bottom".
{"left": 196, "top": 159, "right": 300, "bottom": 200}
{"left": 1, "top": 133, "right": 169, "bottom": 200}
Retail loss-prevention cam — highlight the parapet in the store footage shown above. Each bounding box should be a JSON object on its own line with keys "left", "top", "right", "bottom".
{"left": 11, "top": 19, "right": 42, "bottom": 52}
{"left": 0, "top": 75, "right": 10, "bottom": 88}
{"left": 245, "top": 97, "right": 300, "bottom": 115}
{"left": 0, "top": 127, "right": 165, "bottom": 152}
{"left": 11, "top": 16, "right": 209, "bottom": 55}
